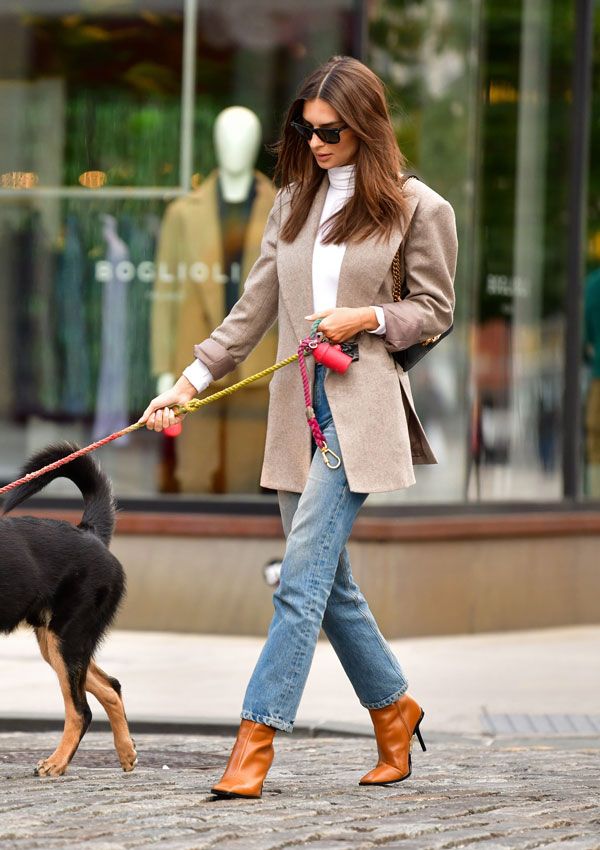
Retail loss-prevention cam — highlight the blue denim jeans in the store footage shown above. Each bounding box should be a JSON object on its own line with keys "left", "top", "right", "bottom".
{"left": 241, "top": 364, "right": 408, "bottom": 732}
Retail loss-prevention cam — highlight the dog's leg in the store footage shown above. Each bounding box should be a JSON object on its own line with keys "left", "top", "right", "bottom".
{"left": 34, "top": 628, "right": 92, "bottom": 777}
{"left": 85, "top": 661, "right": 137, "bottom": 771}
{"left": 35, "top": 627, "right": 50, "bottom": 664}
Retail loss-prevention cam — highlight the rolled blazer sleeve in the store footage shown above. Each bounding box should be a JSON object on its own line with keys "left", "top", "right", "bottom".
{"left": 380, "top": 195, "right": 457, "bottom": 353}
{"left": 193, "top": 191, "right": 282, "bottom": 380}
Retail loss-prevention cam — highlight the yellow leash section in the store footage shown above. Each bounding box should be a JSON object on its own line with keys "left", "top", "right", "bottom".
{"left": 171, "top": 352, "right": 300, "bottom": 418}
{"left": 172, "top": 321, "right": 323, "bottom": 418}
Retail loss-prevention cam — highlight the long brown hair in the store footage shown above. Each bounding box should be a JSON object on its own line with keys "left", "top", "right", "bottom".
{"left": 273, "top": 56, "right": 409, "bottom": 245}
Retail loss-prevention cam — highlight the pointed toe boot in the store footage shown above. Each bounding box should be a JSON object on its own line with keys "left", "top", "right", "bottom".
{"left": 211, "top": 720, "right": 276, "bottom": 799}
{"left": 359, "top": 694, "right": 426, "bottom": 786}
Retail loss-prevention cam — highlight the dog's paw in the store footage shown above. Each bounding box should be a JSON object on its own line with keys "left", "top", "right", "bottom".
{"left": 119, "top": 740, "right": 138, "bottom": 772}
{"left": 35, "top": 758, "right": 68, "bottom": 777}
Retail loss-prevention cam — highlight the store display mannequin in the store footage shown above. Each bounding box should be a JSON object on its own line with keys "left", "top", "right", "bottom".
{"left": 215, "top": 105, "right": 262, "bottom": 202}
{"left": 151, "top": 106, "right": 277, "bottom": 492}
{"left": 156, "top": 107, "right": 262, "bottom": 393}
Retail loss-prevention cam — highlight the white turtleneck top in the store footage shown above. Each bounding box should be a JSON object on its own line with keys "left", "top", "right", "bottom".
{"left": 184, "top": 163, "right": 384, "bottom": 392}
{"left": 311, "top": 163, "right": 385, "bottom": 330}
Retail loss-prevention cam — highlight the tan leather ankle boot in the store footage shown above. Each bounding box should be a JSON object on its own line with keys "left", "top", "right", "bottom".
{"left": 359, "top": 694, "right": 426, "bottom": 786}
{"left": 211, "top": 720, "right": 276, "bottom": 798}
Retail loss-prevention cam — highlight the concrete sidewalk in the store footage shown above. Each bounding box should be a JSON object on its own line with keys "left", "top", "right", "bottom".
{"left": 1, "top": 625, "right": 599, "bottom": 736}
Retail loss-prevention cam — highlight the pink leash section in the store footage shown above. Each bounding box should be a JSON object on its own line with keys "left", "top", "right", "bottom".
{"left": 0, "top": 327, "right": 351, "bottom": 496}
{"left": 297, "top": 320, "right": 357, "bottom": 470}
{"left": 0, "top": 427, "right": 142, "bottom": 497}
{"left": 297, "top": 335, "right": 341, "bottom": 470}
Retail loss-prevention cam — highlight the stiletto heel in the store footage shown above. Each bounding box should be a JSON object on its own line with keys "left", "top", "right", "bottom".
{"left": 414, "top": 712, "right": 426, "bottom": 752}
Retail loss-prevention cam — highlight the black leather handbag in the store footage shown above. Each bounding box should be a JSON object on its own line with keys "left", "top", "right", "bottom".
{"left": 390, "top": 176, "right": 453, "bottom": 371}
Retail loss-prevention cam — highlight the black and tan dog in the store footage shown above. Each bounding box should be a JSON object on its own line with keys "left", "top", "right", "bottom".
{"left": 0, "top": 443, "right": 137, "bottom": 776}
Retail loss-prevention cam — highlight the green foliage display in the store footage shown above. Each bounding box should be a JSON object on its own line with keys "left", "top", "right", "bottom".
{"left": 367, "top": 0, "right": 478, "bottom": 332}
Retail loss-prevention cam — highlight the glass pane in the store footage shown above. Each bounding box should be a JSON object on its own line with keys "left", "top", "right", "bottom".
{"left": 367, "top": 0, "right": 576, "bottom": 505}
{"left": 469, "top": 0, "right": 573, "bottom": 501}
{"left": 583, "top": 0, "right": 600, "bottom": 499}
{"left": 0, "top": 1, "right": 183, "bottom": 499}
{"left": 366, "top": 0, "right": 481, "bottom": 503}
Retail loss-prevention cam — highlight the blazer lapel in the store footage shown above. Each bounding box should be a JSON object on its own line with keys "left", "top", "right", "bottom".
{"left": 278, "top": 177, "right": 329, "bottom": 342}
{"left": 336, "top": 185, "right": 420, "bottom": 308}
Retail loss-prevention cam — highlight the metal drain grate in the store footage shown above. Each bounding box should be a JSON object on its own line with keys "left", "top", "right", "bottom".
{"left": 481, "top": 711, "right": 600, "bottom": 735}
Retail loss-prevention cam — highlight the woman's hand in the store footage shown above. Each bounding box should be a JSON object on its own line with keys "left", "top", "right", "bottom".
{"left": 139, "top": 375, "right": 198, "bottom": 432}
{"left": 305, "top": 307, "right": 379, "bottom": 343}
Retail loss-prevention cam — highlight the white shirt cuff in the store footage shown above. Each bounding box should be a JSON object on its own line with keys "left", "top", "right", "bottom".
{"left": 182, "top": 359, "right": 213, "bottom": 393}
{"left": 366, "top": 305, "right": 386, "bottom": 335}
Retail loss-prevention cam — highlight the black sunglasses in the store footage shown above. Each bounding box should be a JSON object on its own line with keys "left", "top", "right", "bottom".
{"left": 291, "top": 120, "right": 349, "bottom": 145}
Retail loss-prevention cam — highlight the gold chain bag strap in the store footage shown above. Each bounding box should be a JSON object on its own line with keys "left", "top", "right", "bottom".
{"left": 390, "top": 176, "right": 453, "bottom": 371}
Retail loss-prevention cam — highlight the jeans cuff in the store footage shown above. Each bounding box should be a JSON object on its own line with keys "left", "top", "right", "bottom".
{"left": 240, "top": 709, "right": 294, "bottom": 734}
{"left": 361, "top": 685, "right": 408, "bottom": 711}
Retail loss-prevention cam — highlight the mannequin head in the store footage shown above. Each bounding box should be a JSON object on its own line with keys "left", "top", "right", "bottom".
{"left": 213, "top": 106, "right": 261, "bottom": 176}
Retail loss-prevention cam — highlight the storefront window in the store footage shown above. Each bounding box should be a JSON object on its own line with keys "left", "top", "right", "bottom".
{"left": 0, "top": 0, "right": 593, "bottom": 508}
{"left": 367, "top": 0, "right": 480, "bottom": 503}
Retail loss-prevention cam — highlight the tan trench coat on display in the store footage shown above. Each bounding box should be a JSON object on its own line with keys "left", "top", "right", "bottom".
{"left": 151, "top": 170, "right": 277, "bottom": 493}
{"left": 194, "top": 176, "right": 458, "bottom": 494}
{"left": 152, "top": 169, "right": 278, "bottom": 383}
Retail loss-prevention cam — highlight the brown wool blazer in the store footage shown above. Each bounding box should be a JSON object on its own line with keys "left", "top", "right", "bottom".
{"left": 194, "top": 175, "right": 458, "bottom": 494}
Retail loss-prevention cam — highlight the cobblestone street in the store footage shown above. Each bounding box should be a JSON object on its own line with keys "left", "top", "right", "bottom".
{"left": 1, "top": 731, "right": 599, "bottom": 850}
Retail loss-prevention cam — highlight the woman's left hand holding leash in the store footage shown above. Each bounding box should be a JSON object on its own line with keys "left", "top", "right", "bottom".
{"left": 305, "top": 307, "right": 379, "bottom": 343}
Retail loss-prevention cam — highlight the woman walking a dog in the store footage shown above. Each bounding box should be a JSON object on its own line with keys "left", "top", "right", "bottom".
{"left": 141, "top": 56, "right": 457, "bottom": 798}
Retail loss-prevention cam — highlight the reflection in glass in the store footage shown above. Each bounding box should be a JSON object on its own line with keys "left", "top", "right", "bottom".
{"left": 0, "top": 0, "right": 589, "bottom": 506}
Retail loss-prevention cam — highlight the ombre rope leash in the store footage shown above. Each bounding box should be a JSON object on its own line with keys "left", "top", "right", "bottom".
{"left": 0, "top": 327, "right": 339, "bottom": 496}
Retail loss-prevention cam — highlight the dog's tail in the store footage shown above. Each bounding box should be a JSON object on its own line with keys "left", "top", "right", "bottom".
{"left": 2, "top": 443, "right": 116, "bottom": 546}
